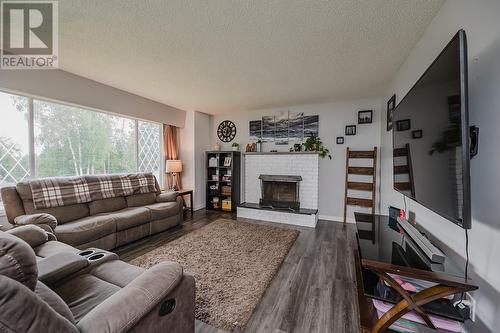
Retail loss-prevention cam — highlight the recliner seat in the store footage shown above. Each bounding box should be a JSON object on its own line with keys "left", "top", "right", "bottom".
{"left": 0, "top": 225, "right": 195, "bottom": 333}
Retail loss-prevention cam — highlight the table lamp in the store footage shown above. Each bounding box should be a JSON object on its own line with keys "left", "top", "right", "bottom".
{"left": 165, "top": 159, "right": 182, "bottom": 191}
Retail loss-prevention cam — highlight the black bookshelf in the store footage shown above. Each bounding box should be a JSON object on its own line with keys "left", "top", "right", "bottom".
{"left": 206, "top": 151, "right": 241, "bottom": 211}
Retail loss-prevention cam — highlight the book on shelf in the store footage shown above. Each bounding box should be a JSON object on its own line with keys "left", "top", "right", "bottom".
{"left": 385, "top": 274, "right": 453, "bottom": 300}
{"left": 221, "top": 185, "right": 231, "bottom": 196}
{"left": 208, "top": 157, "right": 218, "bottom": 167}
{"left": 373, "top": 300, "right": 462, "bottom": 333}
{"left": 222, "top": 199, "right": 232, "bottom": 211}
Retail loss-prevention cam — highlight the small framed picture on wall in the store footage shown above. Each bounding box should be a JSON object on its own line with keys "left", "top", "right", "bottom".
{"left": 396, "top": 119, "right": 411, "bottom": 131}
{"left": 387, "top": 94, "right": 396, "bottom": 131}
{"left": 412, "top": 130, "right": 423, "bottom": 139}
{"left": 345, "top": 125, "right": 356, "bottom": 136}
{"left": 336, "top": 137, "right": 344, "bottom": 144}
{"left": 358, "top": 110, "right": 373, "bottom": 124}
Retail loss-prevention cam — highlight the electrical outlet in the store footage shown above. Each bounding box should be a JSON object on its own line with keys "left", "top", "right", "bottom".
{"left": 453, "top": 293, "right": 477, "bottom": 322}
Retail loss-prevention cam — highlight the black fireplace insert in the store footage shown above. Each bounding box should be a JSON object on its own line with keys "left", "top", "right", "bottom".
{"left": 259, "top": 174, "right": 302, "bottom": 211}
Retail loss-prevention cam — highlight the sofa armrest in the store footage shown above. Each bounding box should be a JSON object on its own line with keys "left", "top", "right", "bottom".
{"left": 6, "top": 225, "right": 50, "bottom": 248}
{"left": 14, "top": 213, "right": 58, "bottom": 231}
{"left": 156, "top": 191, "right": 178, "bottom": 203}
{"left": 38, "top": 252, "right": 89, "bottom": 286}
{"left": 77, "top": 261, "right": 184, "bottom": 333}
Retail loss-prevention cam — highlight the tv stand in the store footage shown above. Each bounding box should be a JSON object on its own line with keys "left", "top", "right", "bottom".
{"left": 354, "top": 213, "right": 477, "bottom": 333}
{"left": 397, "top": 217, "right": 445, "bottom": 263}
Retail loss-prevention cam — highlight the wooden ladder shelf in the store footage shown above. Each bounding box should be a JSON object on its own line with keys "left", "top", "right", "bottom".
{"left": 393, "top": 143, "right": 415, "bottom": 198}
{"left": 343, "top": 147, "right": 377, "bottom": 223}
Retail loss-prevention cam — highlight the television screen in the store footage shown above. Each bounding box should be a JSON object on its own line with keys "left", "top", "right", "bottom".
{"left": 392, "top": 30, "right": 471, "bottom": 229}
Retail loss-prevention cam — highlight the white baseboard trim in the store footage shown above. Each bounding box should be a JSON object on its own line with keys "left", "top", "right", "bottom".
{"left": 318, "top": 214, "right": 356, "bottom": 224}
{"left": 194, "top": 204, "right": 205, "bottom": 211}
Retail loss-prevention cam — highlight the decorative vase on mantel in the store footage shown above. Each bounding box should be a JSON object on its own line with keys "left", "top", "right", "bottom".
{"left": 256, "top": 140, "right": 262, "bottom": 152}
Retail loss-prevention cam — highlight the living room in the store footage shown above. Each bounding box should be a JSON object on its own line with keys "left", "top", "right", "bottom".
{"left": 1, "top": 1, "right": 500, "bottom": 332}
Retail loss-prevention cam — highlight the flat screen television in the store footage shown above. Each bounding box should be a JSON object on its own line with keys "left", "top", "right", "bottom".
{"left": 392, "top": 30, "right": 471, "bottom": 229}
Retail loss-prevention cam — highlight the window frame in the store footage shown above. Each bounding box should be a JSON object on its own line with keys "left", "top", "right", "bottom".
{"left": 0, "top": 88, "right": 165, "bottom": 198}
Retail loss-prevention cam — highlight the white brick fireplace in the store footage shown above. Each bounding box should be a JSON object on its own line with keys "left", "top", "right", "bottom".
{"left": 237, "top": 152, "right": 319, "bottom": 227}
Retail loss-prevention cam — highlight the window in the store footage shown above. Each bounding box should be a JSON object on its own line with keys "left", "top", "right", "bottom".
{"left": 138, "top": 120, "right": 162, "bottom": 180}
{"left": 34, "top": 100, "right": 137, "bottom": 177}
{"left": 0, "top": 91, "right": 163, "bottom": 208}
{"left": 0, "top": 92, "right": 30, "bottom": 189}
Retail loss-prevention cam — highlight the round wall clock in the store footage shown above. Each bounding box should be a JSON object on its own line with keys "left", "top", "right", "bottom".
{"left": 217, "top": 120, "right": 237, "bottom": 142}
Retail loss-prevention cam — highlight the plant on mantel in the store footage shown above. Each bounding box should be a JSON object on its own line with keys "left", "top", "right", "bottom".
{"left": 302, "top": 136, "right": 332, "bottom": 159}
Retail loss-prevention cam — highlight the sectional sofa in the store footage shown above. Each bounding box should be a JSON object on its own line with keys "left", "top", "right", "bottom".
{"left": 1, "top": 174, "right": 184, "bottom": 250}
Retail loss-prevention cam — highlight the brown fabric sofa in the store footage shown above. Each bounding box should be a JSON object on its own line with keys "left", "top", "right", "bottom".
{"left": 0, "top": 225, "right": 195, "bottom": 333}
{"left": 1, "top": 176, "right": 184, "bottom": 250}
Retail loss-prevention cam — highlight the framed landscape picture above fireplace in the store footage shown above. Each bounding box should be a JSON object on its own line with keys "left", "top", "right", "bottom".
{"left": 262, "top": 116, "right": 275, "bottom": 142}
{"left": 249, "top": 120, "right": 262, "bottom": 140}
{"left": 289, "top": 112, "right": 304, "bottom": 140}
{"left": 249, "top": 113, "right": 318, "bottom": 143}
{"left": 303, "top": 115, "right": 319, "bottom": 138}
{"left": 275, "top": 111, "right": 289, "bottom": 145}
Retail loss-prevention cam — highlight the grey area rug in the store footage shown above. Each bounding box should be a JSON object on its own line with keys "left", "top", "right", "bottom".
{"left": 128, "top": 219, "right": 299, "bottom": 331}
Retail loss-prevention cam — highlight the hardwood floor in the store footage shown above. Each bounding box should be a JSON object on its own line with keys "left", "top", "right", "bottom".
{"left": 115, "top": 209, "right": 360, "bottom": 333}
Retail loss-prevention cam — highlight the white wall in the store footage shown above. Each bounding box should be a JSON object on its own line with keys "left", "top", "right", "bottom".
{"left": 180, "top": 111, "right": 211, "bottom": 210}
{"left": 194, "top": 111, "right": 211, "bottom": 210}
{"left": 211, "top": 99, "right": 382, "bottom": 221}
{"left": 0, "top": 69, "right": 186, "bottom": 127}
{"left": 379, "top": 1, "right": 500, "bottom": 331}
{"left": 180, "top": 111, "right": 195, "bottom": 192}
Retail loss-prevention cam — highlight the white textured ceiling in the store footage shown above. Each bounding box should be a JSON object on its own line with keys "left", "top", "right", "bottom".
{"left": 59, "top": 0, "right": 444, "bottom": 114}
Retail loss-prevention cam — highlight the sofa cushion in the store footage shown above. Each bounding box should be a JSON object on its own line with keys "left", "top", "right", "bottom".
{"left": 88, "top": 197, "right": 127, "bottom": 215}
{"left": 126, "top": 193, "right": 156, "bottom": 207}
{"left": 35, "top": 281, "right": 75, "bottom": 323}
{"left": 55, "top": 274, "right": 120, "bottom": 323}
{"left": 16, "top": 183, "right": 90, "bottom": 224}
{"left": 107, "top": 207, "right": 151, "bottom": 231}
{"left": 90, "top": 260, "right": 145, "bottom": 288}
{"left": 55, "top": 215, "right": 116, "bottom": 246}
{"left": 0, "top": 232, "right": 38, "bottom": 290}
{"left": 0, "top": 276, "right": 79, "bottom": 333}
{"left": 145, "top": 201, "right": 180, "bottom": 220}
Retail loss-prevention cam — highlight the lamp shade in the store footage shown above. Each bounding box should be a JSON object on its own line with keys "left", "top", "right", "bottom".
{"left": 165, "top": 159, "right": 182, "bottom": 173}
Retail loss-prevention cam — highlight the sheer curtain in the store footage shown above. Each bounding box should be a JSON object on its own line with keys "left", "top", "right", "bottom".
{"left": 163, "top": 124, "right": 182, "bottom": 190}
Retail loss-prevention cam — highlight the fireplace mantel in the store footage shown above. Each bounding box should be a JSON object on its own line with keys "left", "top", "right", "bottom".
{"left": 258, "top": 174, "right": 302, "bottom": 182}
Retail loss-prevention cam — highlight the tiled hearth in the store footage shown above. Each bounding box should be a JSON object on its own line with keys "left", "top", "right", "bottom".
{"left": 237, "top": 152, "right": 319, "bottom": 227}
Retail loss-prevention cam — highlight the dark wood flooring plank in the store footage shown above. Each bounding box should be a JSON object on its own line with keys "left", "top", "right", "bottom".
{"left": 116, "top": 210, "right": 360, "bottom": 333}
